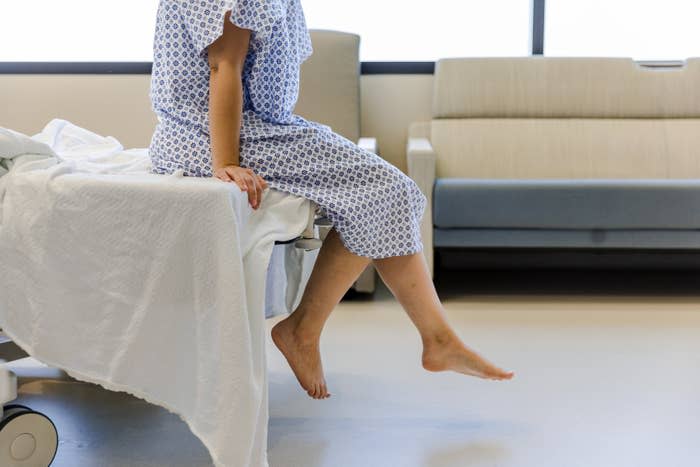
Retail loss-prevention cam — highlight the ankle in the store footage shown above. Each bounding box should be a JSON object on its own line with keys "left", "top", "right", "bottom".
{"left": 286, "top": 311, "right": 322, "bottom": 343}
{"left": 421, "top": 328, "right": 457, "bottom": 350}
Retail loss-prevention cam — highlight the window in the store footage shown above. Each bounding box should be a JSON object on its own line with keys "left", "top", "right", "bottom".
{"left": 4, "top": 0, "right": 531, "bottom": 64}
{"left": 10, "top": 0, "right": 699, "bottom": 71}
{"left": 300, "top": 0, "right": 533, "bottom": 61}
{"left": 1, "top": 0, "right": 158, "bottom": 61}
{"left": 545, "top": 0, "right": 700, "bottom": 60}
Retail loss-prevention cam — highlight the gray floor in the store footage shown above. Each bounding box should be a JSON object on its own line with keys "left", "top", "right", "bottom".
{"left": 8, "top": 269, "right": 700, "bottom": 467}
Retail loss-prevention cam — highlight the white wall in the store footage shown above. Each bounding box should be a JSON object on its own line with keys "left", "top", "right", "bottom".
{"left": 360, "top": 75, "right": 433, "bottom": 172}
{"left": 0, "top": 74, "right": 433, "bottom": 173}
{"left": 0, "top": 75, "right": 156, "bottom": 148}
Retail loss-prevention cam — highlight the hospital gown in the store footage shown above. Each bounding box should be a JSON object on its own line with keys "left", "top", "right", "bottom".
{"left": 148, "top": 0, "right": 426, "bottom": 258}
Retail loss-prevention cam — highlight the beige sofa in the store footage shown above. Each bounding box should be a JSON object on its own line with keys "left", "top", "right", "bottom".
{"left": 295, "top": 30, "right": 377, "bottom": 293}
{"left": 408, "top": 57, "right": 700, "bottom": 276}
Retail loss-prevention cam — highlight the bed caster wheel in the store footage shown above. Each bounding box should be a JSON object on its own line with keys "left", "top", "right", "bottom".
{"left": 3, "top": 405, "right": 32, "bottom": 414}
{"left": 0, "top": 406, "right": 58, "bottom": 466}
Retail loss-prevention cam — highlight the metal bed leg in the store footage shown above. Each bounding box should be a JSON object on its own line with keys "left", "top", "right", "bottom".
{"left": 291, "top": 204, "right": 376, "bottom": 294}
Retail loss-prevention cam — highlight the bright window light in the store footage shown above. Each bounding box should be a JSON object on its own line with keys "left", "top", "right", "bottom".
{"left": 301, "top": 0, "right": 532, "bottom": 61}
{"left": 0, "top": 0, "right": 531, "bottom": 63}
{"left": 545, "top": 0, "right": 700, "bottom": 60}
{"left": 0, "top": 1, "right": 158, "bottom": 61}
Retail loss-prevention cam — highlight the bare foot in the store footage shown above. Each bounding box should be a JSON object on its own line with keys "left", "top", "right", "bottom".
{"left": 271, "top": 317, "right": 330, "bottom": 399}
{"left": 422, "top": 331, "right": 514, "bottom": 380}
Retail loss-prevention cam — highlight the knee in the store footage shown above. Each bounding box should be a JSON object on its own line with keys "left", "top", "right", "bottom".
{"left": 388, "top": 172, "right": 427, "bottom": 214}
{"left": 359, "top": 163, "right": 426, "bottom": 217}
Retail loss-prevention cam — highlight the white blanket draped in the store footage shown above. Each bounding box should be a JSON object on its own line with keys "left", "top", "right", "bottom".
{"left": 0, "top": 120, "right": 314, "bottom": 467}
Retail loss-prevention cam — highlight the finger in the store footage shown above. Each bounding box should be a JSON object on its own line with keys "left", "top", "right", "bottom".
{"left": 247, "top": 175, "right": 259, "bottom": 208}
{"left": 241, "top": 174, "right": 255, "bottom": 207}
{"left": 216, "top": 171, "right": 233, "bottom": 182}
{"left": 232, "top": 173, "right": 248, "bottom": 192}
{"left": 225, "top": 167, "right": 242, "bottom": 183}
{"left": 257, "top": 174, "right": 269, "bottom": 189}
{"left": 254, "top": 176, "right": 264, "bottom": 207}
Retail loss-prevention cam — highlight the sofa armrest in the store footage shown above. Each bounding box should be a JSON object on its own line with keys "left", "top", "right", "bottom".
{"left": 358, "top": 137, "right": 378, "bottom": 155}
{"left": 407, "top": 137, "right": 436, "bottom": 201}
{"left": 407, "top": 137, "right": 436, "bottom": 277}
{"left": 353, "top": 136, "right": 379, "bottom": 293}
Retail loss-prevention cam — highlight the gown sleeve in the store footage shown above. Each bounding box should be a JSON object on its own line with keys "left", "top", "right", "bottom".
{"left": 178, "top": 0, "right": 287, "bottom": 56}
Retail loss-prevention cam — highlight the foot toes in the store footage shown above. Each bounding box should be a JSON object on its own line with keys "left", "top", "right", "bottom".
{"left": 497, "top": 369, "right": 514, "bottom": 379}
{"left": 307, "top": 384, "right": 317, "bottom": 398}
{"left": 493, "top": 371, "right": 513, "bottom": 380}
{"left": 484, "top": 364, "right": 513, "bottom": 379}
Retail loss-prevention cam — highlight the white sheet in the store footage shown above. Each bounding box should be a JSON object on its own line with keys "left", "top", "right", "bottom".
{"left": 0, "top": 119, "right": 315, "bottom": 467}
{"left": 0, "top": 125, "right": 58, "bottom": 220}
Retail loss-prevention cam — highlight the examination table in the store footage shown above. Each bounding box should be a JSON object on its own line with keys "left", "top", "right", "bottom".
{"left": 0, "top": 120, "right": 323, "bottom": 467}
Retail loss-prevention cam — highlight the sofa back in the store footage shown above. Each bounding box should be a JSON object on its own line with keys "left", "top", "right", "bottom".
{"left": 295, "top": 30, "right": 361, "bottom": 143}
{"left": 430, "top": 57, "right": 700, "bottom": 179}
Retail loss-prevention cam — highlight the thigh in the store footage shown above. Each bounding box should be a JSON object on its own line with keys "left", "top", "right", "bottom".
{"left": 241, "top": 119, "right": 404, "bottom": 192}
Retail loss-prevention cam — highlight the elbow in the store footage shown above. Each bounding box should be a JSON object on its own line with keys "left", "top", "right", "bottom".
{"left": 208, "top": 57, "right": 244, "bottom": 76}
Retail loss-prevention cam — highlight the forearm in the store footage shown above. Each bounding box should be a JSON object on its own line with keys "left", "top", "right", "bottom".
{"left": 209, "top": 64, "right": 244, "bottom": 170}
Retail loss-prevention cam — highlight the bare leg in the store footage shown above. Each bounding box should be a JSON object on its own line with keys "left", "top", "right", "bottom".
{"left": 273, "top": 231, "right": 514, "bottom": 400}
{"left": 374, "top": 252, "right": 514, "bottom": 380}
{"left": 272, "top": 229, "right": 370, "bottom": 399}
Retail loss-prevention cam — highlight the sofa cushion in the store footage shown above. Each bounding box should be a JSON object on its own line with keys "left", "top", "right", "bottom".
{"left": 433, "top": 178, "right": 700, "bottom": 229}
{"left": 429, "top": 118, "right": 700, "bottom": 179}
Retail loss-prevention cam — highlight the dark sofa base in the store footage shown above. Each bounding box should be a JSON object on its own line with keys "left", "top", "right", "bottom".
{"left": 434, "top": 228, "right": 700, "bottom": 250}
{"left": 436, "top": 247, "right": 700, "bottom": 270}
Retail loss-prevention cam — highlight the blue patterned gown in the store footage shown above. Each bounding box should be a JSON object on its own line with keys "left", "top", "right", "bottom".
{"left": 149, "top": 0, "right": 426, "bottom": 259}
